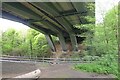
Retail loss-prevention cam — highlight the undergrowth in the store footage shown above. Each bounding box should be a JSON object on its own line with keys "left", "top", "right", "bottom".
{"left": 74, "top": 54, "right": 119, "bottom": 79}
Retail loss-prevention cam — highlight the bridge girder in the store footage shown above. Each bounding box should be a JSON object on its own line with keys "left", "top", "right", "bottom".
{"left": 2, "top": 2, "right": 95, "bottom": 52}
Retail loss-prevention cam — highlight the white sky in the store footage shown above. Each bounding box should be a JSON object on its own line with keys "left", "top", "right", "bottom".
{"left": 0, "top": 0, "right": 119, "bottom": 32}
{"left": 0, "top": 18, "right": 29, "bottom": 32}
{"left": 96, "top": 0, "right": 119, "bottom": 24}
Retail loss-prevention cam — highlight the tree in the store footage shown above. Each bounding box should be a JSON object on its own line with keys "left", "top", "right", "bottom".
{"left": 103, "top": 6, "right": 118, "bottom": 54}
{"left": 2, "top": 28, "right": 23, "bottom": 55}
{"left": 26, "top": 28, "right": 51, "bottom": 57}
{"left": 74, "top": 5, "right": 119, "bottom": 77}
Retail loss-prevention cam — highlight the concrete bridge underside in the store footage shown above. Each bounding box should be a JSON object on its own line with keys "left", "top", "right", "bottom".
{"left": 2, "top": 1, "right": 95, "bottom": 52}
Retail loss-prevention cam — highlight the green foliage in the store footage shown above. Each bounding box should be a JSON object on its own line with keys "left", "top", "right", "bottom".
{"left": 2, "top": 28, "right": 22, "bottom": 55}
{"left": 86, "top": 2, "right": 95, "bottom": 11}
{"left": 51, "top": 35, "right": 58, "bottom": 42}
{"left": 25, "top": 29, "right": 51, "bottom": 57}
{"left": 32, "top": 33, "right": 50, "bottom": 57}
{"left": 81, "top": 5, "right": 118, "bottom": 57}
{"left": 74, "top": 5, "right": 119, "bottom": 79}
{"left": 1, "top": 28, "right": 51, "bottom": 57}
{"left": 74, "top": 54, "right": 118, "bottom": 76}
{"left": 82, "top": 55, "right": 99, "bottom": 61}
{"left": 104, "top": 6, "right": 118, "bottom": 30}
{"left": 86, "top": 2, "right": 95, "bottom": 16}
{"left": 84, "top": 16, "right": 95, "bottom": 22}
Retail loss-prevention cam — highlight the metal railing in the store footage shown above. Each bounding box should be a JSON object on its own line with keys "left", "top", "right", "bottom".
{"left": 0, "top": 55, "right": 97, "bottom": 64}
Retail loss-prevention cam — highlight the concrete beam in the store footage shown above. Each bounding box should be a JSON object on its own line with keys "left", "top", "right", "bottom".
{"left": 31, "top": 2, "right": 73, "bottom": 32}
{"left": 2, "top": 11, "right": 57, "bottom": 36}
{"left": 3, "top": 2, "right": 42, "bottom": 20}
{"left": 58, "top": 34, "right": 67, "bottom": 52}
{"left": 69, "top": 34, "right": 79, "bottom": 52}
{"left": 45, "top": 34, "right": 56, "bottom": 52}
{"left": 3, "top": 2, "right": 66, "bottom": 34}
{"left": 2, "top": 10, "right": 28, "bottom": 25}
{"left": 21, "top": 2, "right": 65, "bottom": 31}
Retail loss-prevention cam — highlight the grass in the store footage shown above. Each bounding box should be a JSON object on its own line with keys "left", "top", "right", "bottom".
{"left": 74, "top": 54, "right": 118, "bottom": 78}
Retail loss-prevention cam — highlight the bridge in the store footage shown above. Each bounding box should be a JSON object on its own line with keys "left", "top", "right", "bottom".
{"left": 2, "top": 1, "right": 95, "bottom": 52}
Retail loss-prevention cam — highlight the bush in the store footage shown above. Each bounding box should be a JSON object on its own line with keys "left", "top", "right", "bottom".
{"left": 74, "top": 54, "right": 118, "bottom": 77}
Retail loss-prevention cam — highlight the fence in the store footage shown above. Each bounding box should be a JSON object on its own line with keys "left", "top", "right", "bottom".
{"left": 0, "top": 55, "right": 97, "bottom": 64}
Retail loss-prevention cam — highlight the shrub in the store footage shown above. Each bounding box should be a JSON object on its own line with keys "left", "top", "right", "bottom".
{"left": 74, "top": 54, "right": 118, "bottom": 77}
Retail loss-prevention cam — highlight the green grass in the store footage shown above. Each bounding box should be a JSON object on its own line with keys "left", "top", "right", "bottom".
{"left": 74, "top": 54, "right": 118, "bottom": 78}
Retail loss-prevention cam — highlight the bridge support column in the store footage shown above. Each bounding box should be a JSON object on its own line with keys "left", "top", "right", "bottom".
{"left": 58, "top": 34, "right": 67, "bottom": 52}
{"left": 45, "top": 34, "right": 56, "bottom": 52}
{"left": 69, "top": 34, "right": 79, "bottom": 52}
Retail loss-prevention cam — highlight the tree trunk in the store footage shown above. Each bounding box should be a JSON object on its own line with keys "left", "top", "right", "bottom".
{"left": 29, "top": 39, "right": 33, "bottom": 58}
{"left": 118, "top": 2, "right": 120, "bottom": 78}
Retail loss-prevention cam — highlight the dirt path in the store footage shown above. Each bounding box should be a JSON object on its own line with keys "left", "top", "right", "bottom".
{"left": 36, "top": 63, "right": 116, "bottom": 78}
{"left": 2, "top": 62, "right": 116, "bottom": 78}
{"left": 2, "top": 62, "right": 37, "bottom": 78}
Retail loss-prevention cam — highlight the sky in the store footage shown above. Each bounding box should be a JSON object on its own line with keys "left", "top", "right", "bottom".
{"left": 96, "top": 0, "right": 119, "bottom": 24}
{"left": 0, "top": 18, "right": 29, "bottom": 32}
{"left": 0, "top": 0, "right": 119, "bottom": 32}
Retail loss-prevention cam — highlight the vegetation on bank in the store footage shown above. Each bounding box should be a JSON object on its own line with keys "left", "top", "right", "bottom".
{"left": 74, "top": 6, "right": 119, "bottom": 78}
{"left": 74, "top": 54, "right": 118, "bottom": 76}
